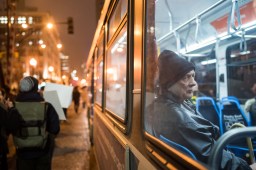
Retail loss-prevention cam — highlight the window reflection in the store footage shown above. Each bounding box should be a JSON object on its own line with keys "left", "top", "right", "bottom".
{"left": 95, "top": 61, "right": 103, "bottom": 105}
{"left": 106, "top": 24, "right": 127, "bottom": 119}
{"left": 108, "top": 0, "right": 128, "bottom": 41}
{"left": 145, "top": 0, "right": 256, "bottom": 169}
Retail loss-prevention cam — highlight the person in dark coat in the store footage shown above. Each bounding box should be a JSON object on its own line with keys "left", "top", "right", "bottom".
{"left": 0, "top": 88, "right": 22, "bottom": 170}
{"left": 15, "top": 76, "right": 60, "bottom": 170}
{"left": 72, "top": 86, "right": 80, "bottom": 113}
{"left": 145, "top": 50, "right": 256, "bottom": 170}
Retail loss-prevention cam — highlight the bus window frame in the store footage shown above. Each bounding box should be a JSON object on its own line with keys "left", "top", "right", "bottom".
{"left": 107, "top": 0, "right": 128, "bottom": 42}
{"left": 144, "top": 132, "right": 207, "bottom": 170}
{"left": 95, "top": 57, "right": 104, "bottom": 108}
{"left": 95, "top": 29, "right": 105, "bottom": 108}
{"left": 142, "top": 0, "right": 211, "bottom": 169}
{"left": 104, "top": 16, "right": 129, "bottom": 132}
{"left": 105, "top": 20, "right": 129, "bottom": 123}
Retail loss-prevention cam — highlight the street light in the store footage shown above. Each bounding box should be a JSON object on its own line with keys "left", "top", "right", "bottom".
{"left": 47, "top": 23, "right": 53, "bottom": 29}
{"left": 29, "top": 58, "right": 37, "bottom": 67}
{"left": 29, "top": 58, "right": 37, "bottom": 75}
{"left": 57, "top": 43, "right": 62, "bottom": 49}
{"left": 48, "top": 66, "right": 54, "bottom": 80}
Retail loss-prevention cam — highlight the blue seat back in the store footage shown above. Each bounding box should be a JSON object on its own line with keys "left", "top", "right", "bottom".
{"left": 196, "top": 97, "right": 220, "bottom": 127}
{"left": 160, "top": 135, "right": 197, "bottom": 160}
{"left": 219, "top": 97, "right": 249, "bottom": 135}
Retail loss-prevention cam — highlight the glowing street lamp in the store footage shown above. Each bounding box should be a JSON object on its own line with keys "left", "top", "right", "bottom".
{"left": 47, "top": 23, "right": 53, "bottom": 29}
{"left": 57, "top": 43, "right": 62, "bottom": 49}
{"left": 41, "top": 44, "right": 46, "bottom": 49}
{"left": 29, "top": 58, "right": 37, "bottom": 75}
{"left": 21, "top": 23, "right": 28, "bottom": 29}
{"left": 48, "top": 66, "right": 54, "bottom": 73}
{"left": 29, "top": 58, "right": 37, "bottom": 67}
{"left": 48, "top": 66, "right": 54, "bottom": 80}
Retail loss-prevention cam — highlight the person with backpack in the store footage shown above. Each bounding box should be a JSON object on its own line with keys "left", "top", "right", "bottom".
{"left": 14, "top": 76, "right": 60, "bottom": 170}
{"left": 0, "top": 88, "right": 22, "bottom": 170}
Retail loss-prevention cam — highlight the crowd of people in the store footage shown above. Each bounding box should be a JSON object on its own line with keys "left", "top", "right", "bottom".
{"left": 0, "top": 76, "right": 88, "bottom": 170}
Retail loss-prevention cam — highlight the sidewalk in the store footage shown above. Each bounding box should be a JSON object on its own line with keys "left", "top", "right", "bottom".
{"left": 7, "top": 103, "right": 97, "bottom": 170}
{"left": 52, "top": 104, "right": 91, "bottom": 170}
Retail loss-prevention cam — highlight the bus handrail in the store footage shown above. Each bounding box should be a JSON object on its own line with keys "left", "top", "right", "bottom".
{"left": 208, "top": 127, "right": 256, "bottom": 169}
{"left": 157, "top": 0, "right": 227, "bottom": 43}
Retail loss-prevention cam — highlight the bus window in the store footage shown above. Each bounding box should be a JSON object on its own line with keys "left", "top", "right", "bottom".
{"left": 106, "top": 23, "right": 127, "bottom": 119}
{"left": 95, "top": 30, "right": 105, "bottom": 107}
{"left": 144, "top": 0, "right": 256, "bottom": 169}
{"left": 98, "top": 31, "right": 104, "bottom": 58}
{"left": 226, "top": 39, "right": 256, "bottom": 103}
{"left": 108, "top": 0, "right": 127, "bottom": 42}
{"left": 191, "top": 51, "right": 217, "bottom": 98}
{"left": 95, "top": 60, "right": 103, "bottom": 106}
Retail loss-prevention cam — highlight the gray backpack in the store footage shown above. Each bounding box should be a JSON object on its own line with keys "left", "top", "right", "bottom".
{"left": 13, "top": 102, "right": 48, "bottom": 149}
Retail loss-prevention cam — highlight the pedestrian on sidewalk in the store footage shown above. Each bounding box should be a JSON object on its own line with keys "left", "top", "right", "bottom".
{"left": 14, "top": 76, "right": 60, "bottom": 170}
{"left": 0, "top": 88, "right": 22, "bottom": 170}
{"left": 72, "top": 86, "right": 80, "bottom": 113}
{"left": 80, "top": 86, "right": 88, "bottom": 109}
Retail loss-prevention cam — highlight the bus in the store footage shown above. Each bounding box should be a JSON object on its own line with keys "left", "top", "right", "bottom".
{"left": 86, "top": 0, "right": 256, "bottom": 169}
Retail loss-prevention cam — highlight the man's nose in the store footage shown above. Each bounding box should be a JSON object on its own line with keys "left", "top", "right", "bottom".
{"left": 189, "top": 79, "right": 197, "bottom": 87}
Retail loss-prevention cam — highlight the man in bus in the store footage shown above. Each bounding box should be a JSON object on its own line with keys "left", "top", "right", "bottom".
{"left": 146, "top": 50, "right": 256, "bottom": 169}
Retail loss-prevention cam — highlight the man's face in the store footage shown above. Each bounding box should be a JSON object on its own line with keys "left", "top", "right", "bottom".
{"left": 168, "top": 70, "right": 196, "bottom": 102}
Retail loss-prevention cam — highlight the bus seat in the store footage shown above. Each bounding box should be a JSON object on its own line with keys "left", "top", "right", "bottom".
{"left": 221, "top": 96, "right": 240, "bottom": 103}
{"left": 196, "top": 97, "right": 220, "bottom": 128}
{"left": 219, "top": 97, "right": 250, "bottom": 135}
{"left": 219, "top": 97, "right": 255, "bottom": 161}
{"left": 159, "top": 135, "right": 197, "bottom": 160}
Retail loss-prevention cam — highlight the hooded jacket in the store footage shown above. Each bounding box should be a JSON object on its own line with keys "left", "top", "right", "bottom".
{"left": 145, "top": 91, "right": 250, "bottom": 170}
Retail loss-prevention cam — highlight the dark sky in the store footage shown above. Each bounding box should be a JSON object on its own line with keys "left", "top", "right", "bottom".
{"left": 25, "top": 0, "right": 98, "bottom": 78}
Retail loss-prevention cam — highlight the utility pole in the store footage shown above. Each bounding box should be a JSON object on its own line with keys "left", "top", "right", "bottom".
{"left": 6, "top": 0, "right": 15, "bottom": 87}
{"left": 6, "top": 0, "right": 11, "bottom": 86}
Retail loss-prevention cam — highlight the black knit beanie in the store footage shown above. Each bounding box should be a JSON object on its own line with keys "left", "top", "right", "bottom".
{"left": 19, "top": 76, "right": 39, "bottom": 93}
{"left": 158, "top": 50, "right": 195, "bottom": 90}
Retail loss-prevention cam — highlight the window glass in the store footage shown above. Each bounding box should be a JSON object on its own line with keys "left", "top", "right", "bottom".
{"left": 106, "top": 24, "right": 127, "bottom": 119}
{"left": 108, "top": 0, "right": 127, "bottom": 41}
{"left": 95, "top": 60, "right": 103, "bottom": 105}
{"left": 226, "top": 39, "right": 256, "bottom": 103}
{"left": 145, "top": 0, "right": 256, "bottom": 168}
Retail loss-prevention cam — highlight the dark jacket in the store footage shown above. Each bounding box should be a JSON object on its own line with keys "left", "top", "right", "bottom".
{"left": 0, "top": 105, "right": 21, "bottom": 155}
{"left": 15, "top": 91, "right": 60, "bottom": 159}
{"left": 145, "top": 91, "right": 250, "bottom": 170}
{"left": 250, "top": 97, "right": 256, "bottom": 126}
{"left": 72, "top": 88, "right": 80, "bottom": 104}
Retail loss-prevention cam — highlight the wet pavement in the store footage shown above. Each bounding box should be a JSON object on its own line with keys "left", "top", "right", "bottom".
{"left": 7, "top": 104, "right": 98, "bottom": 170}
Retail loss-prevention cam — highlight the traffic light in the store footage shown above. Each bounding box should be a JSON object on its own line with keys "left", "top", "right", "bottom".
{"left": 67, "top": 17, "right": 74, "bottom": 34}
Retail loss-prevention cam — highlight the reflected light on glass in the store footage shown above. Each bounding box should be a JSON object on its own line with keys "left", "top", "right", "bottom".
{"left": 201, "top": 59, "right": 216, "bottom": 65}
{"left": 107, "top": 68, "right": 114, "bottom": 74}
{"left": 117, "top": 47, "right": 123, "bottom": 52}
